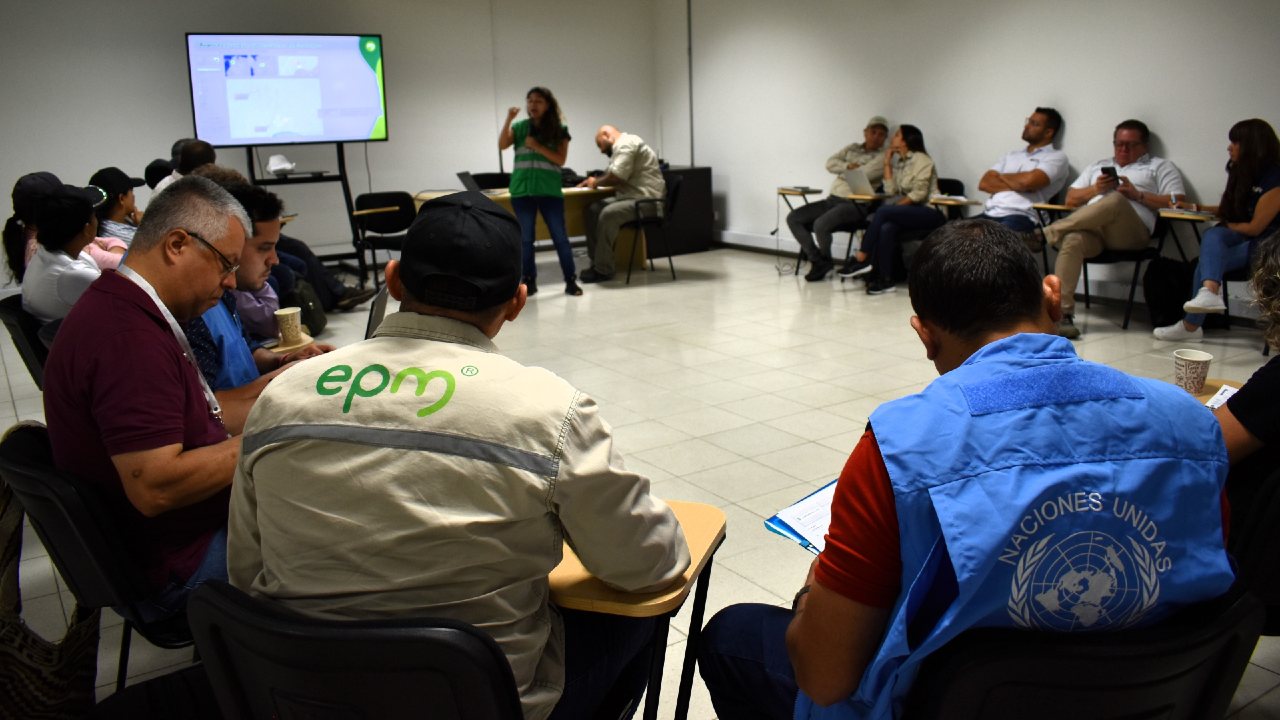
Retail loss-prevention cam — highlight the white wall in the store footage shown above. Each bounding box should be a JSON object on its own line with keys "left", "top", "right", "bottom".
{"left": 0, "top": 0, "right": 660, "bottom": 259}
{"left": 665, "top": 0, "right": 1280, "bottom": 301}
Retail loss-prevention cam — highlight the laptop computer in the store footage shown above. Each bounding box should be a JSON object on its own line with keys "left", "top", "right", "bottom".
{"left": 841, "top": 167, "right": 876, "bottom": 196}
{"left": 364, "top": 286, "right": 390, "bottom": 340}
{"left": 457, "top": 171, "right": 482, "bottom": 191}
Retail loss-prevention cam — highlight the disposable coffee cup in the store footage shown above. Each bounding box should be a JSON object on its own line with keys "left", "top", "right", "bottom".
{"left": 275, "top": 306, "right": 303, "bottom": 345}
{"left": 1172, "top": 348, "right": 1212, "bottom": 394}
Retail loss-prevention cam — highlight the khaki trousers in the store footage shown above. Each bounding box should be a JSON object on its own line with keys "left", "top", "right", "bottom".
{"left": 1045, "top": 192, "right": 1151, "bottom": 314}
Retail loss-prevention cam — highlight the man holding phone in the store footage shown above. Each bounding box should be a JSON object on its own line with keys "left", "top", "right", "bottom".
{"left": 1043, "top": 119, "right": 1185, "bottom": 338}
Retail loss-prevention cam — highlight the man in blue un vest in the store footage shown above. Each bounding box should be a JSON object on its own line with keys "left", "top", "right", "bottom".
{"left": 698, "top": 219, "right": 1235, "bottom": 719}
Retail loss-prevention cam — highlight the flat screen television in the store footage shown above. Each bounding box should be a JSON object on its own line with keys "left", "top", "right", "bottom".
{"left": 186, "top": 33, "right": 388, "bottom": 148}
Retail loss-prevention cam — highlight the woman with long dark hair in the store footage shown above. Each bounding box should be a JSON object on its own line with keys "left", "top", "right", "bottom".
{"left": 499, "top": 86, "right": 581, "bottom": 296}
{"left": 1155, "top": 118, "right": 1280, "bottom": 341}
{"left": 837, "top": 124, "right": 943, "bottom": 294}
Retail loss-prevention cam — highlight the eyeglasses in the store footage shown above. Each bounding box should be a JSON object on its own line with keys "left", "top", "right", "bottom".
{"left": 183, "top": 229, "right": 239, "bottom": 278}
{"left": 1112, "top": 141, "right": 1145, "bottom": 150}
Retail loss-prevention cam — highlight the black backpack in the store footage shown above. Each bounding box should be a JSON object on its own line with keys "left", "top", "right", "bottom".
{"left": 279, "top": 278, "right": 327, "bottom": 337}
{"left": 1141, "top": 256, "right": 1194, "bottom": 328}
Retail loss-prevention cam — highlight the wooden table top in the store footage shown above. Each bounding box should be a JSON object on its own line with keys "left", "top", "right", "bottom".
{"left": 1195, "top": 377, "right": 1241, "bottom": 404}
{"left": 549, "top": 500, "right": 727, "bottom": 617}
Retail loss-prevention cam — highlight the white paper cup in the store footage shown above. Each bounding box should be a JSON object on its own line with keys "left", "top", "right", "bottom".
{"left": 275, "top": 306, "right": 303, "bottom": 345}
{"left": 1172, "top": 348, "right": 1213, "bottom": 394}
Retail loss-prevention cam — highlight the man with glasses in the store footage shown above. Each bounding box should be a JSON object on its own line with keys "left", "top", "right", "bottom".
{"left": 973, "top": 108, "right": 1069, "bottom": 234}
{"left": 181, "top": 182, "right": 332, "bottom": 408}
{"left": 44, "top": 175, "right": 250, "bottom": 621}
{"left": 1043, "top": 119, "right": 1185, "bottom": 338}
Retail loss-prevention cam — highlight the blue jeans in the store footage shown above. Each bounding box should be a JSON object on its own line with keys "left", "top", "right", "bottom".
{"left": 973, "top": 213, "right": 1036, "bottom": 233}
{"left": 1185, "top": 225, "right": 1255, "bottom": 327}
{"left": 698, "top": 603, "right": 798, "bottom": 720}
{"left": 510, "top": 195, "right": 577, "bottom": 283}
{"left": 861, "top": 204, "right": 946, "bottom": 281}
{"left": 137, "top": 527, "right": 228, "bottom": 623}
{"left": 550, "top": 608, "right": 656, "bottom": 720}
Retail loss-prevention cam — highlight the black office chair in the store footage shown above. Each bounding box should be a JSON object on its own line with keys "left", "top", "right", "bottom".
{"left": 188, "top": 580, "right": 523, "bottom": 720}
{"left": 0, "top": 295, "right": 49, "bottom": 389}
{"left": 353, "top": 191, "right": 416, "bottom": 289}
{"left": 1080, "top": 217, "right": 1170, "bottom": 329}
{"left": 933, "top": 178, "right": 967, "bottom": 220}
{"left": 621, "top": 173, "right": 681, "bottom": 284}
{"left": 903, "top": 589, "right": 1265, "bottom": 720}
{"left": 0, "top": 423, "right": 194, "bottom": 692}
{"left": 1228, "top": 463, "right": 1280, "bottom": 634}
{"left": 37, "top": 317, "right": 61, "bottom": 350}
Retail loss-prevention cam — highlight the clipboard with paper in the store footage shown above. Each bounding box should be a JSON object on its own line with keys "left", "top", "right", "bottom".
{"left": 764, "top": 479, "right": 838, "bottom": 555}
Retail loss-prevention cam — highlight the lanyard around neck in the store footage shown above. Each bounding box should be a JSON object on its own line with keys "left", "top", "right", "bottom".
{"left": 116, "top": 266, "right": 226, "bottom": 428}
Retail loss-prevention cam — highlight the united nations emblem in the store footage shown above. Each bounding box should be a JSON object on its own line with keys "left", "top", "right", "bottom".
{"left": 1007, "top": 531, "right": 1160, "bottom": 631}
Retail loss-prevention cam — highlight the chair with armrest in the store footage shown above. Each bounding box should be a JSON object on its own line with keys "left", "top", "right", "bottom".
{"left": 620, "top": 173, "right": 681, "bottom": 285}
{"left": 902, "top": 589, "right": 1264, "bottom": 720}
{"left": 187, "top": 580, "right": 523, "bottom": 720}
{"left": 352, "top": 191, "right": 417, "bottom": 290}
{"left": 0, "top": 422, "right": 193, "bottom": 693}
{"left": 1227, "top": 463, "right": 1280, "bottom": 634}
{"left": 1080, "top": 217, "right": 1170, "bottom": 329}
{"left": 0, "top": 295, "right": 49, "bottom": 389}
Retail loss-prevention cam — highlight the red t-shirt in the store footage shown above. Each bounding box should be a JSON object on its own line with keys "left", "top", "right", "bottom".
{"left": 814, "top": 429, "right": 901, "bottom": 608}
{"left": 43, "top": 270, "right": 231, "bottom": 591}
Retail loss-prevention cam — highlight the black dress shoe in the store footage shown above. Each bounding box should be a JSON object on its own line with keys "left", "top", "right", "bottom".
{"left": 579, "top": 268, "right": 614, "bottom": 283}
{"left": 334, "top": 286, "right": 379, "bottom": 311}
{"left": 524, "top": 277, "right": 538, "bottom": 296}
{"left": 804, "top": 259, "right": 833, "bottom": 281}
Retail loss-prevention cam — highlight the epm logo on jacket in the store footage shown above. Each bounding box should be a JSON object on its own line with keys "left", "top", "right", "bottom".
{"left": 1001, "top": 491, "right": 1164, "bottom": 631}
{"left": 315, "top": 363, "right": 458, "bottom": 416}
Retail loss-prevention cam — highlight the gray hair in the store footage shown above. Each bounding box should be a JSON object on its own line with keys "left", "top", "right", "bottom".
{"left": 131, "top": 175, "right": 250, "bottom": 253}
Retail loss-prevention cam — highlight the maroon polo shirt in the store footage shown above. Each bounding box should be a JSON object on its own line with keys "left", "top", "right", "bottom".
{"left": 43, "top": 270, "right": 231, "bottom": 592}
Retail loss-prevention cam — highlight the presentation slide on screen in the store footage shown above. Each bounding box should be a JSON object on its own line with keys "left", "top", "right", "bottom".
{"left": 187, "top": 34, "right": 387, "bottom": 146}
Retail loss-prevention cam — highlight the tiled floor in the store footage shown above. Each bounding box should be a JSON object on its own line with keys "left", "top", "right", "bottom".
{"left": 9, "top": 247, "right": 1279, "bottom": 717}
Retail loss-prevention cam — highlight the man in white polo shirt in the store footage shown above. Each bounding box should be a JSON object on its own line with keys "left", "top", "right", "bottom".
{"left": 1044, "top": 119, "right": 1185, "bottom": 339}
{"left": 974, "top": 108, "right": 1069, "bottom": 234}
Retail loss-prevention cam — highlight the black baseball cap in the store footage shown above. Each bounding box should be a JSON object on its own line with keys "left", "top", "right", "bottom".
{"left": 400, "top": 191, "right": 522, "bottom": 311}
{"left": 11, "top": 172, "right": 62, "bottom": 222}
{"left": 88, "top": 166, "right": 145, "bottom": 198}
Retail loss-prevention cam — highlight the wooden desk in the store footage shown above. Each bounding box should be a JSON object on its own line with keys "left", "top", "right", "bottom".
{"left": 1195, "top": 377, "right": 1241, "bottom": 405}
{"left": 929, "top": 196, "right": 982, "bottom": 208}
{"left": 551, "top": 500, "right": 726, "bottom": 720}
{"left": 1159, "top": 207, "right": 1215, "bottom": 246}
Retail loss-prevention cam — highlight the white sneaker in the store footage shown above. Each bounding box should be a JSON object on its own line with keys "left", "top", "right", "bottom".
{"left": 1183, "top": 287, "right": 1226, "bottom": 314}
{"left": 1153, "top": 322, "right": 1203, "bottom": 343}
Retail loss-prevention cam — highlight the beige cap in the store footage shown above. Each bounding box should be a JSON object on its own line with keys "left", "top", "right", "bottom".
{"left": 866, "top": 116, "right": 889, "bottom": 130}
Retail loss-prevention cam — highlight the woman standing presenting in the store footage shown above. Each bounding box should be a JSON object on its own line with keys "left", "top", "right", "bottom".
{"left": 499, "top": 86, "right": 581, "bottom": 296}
{"left": 837, "top": 125, "right": 943, "bottom": 294}
{"left": 1154, "top": 118, "right": 1280, "bottom": 342}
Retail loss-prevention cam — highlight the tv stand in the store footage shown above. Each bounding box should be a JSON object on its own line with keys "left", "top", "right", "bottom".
{"left": 244, "top": 144, "right": 365, "bottom": 278}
